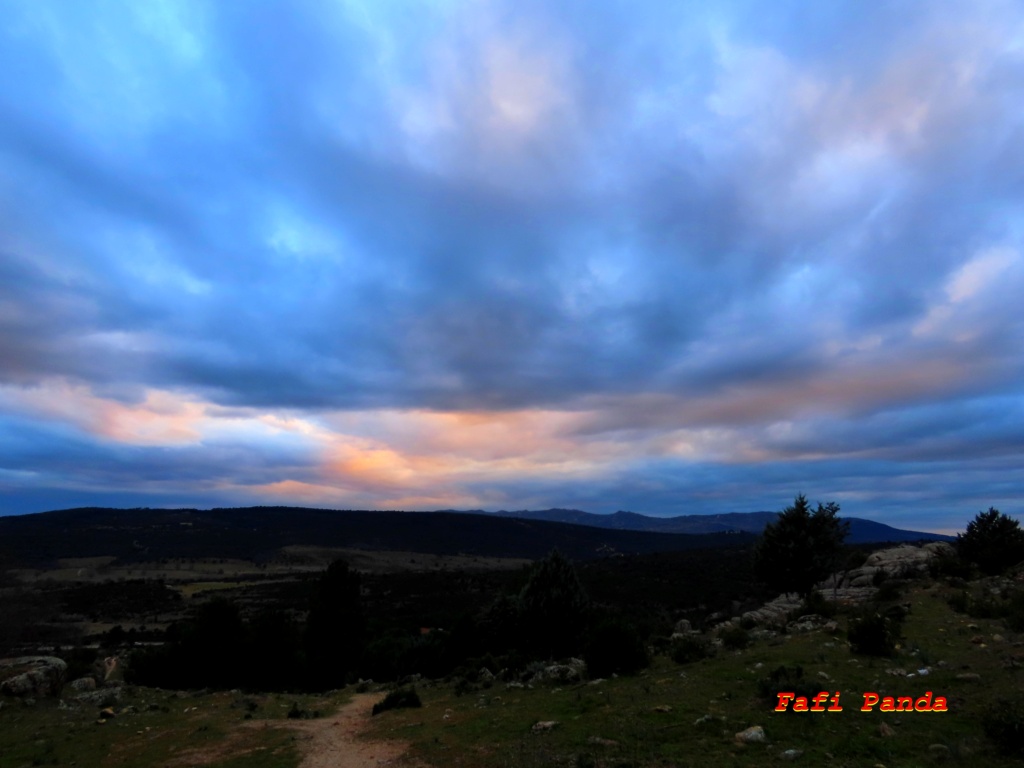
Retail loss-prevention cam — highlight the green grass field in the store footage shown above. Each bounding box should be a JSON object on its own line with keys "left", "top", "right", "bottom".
{"left": 366, "top": 582, "right": 1024, "bottom": 767}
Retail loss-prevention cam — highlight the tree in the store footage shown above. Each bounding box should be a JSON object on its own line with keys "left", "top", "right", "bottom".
{"left": 304, "top": 559, "right": 365, "bottom": 688}
{"left": 957, "top": 508, "right": 1024, "bottom": 576}
{"left": 518, "top": 549, "right": 591, "bottom": 659}
{"left": 753, "top": 494, "right": 850, "bottom": 597}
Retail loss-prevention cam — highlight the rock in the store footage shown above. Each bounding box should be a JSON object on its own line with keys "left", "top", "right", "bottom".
{"left": 928, "top": 743, "right": 951, "bottom": 758}
{"left": 478, "top": 667, "right": 495, "bottom": 682}
{"left": 652, "top": 705, "right": 673, "bottom": 713}
{"left": 788, "top": 615, "right": 827, "bottom": 633}
{"left": 531, "top": 720, "right": 559, "bottom": 732}
{"left": 587, "top": 736, "right": 618, "bottom": 747}
{"left": 99, "top": 707, "right": 116, "bottom": 719}
{"left": 536, "top": 658, "right": 586, "bottom": 684}
{"left": 0, "top": 657, "right": 68, "bottom": 698}
{"left": 780, "top": 749, "right": 804, "bottom": 761}
{"left": 879, "top": 722, "right": 895, "bottom": 737}
{"left": 74, "top": 688, "right": 123, "bottom": 707}
{"left": 735, "top": 725, "right": 766, "bottom": 744}
{"left": 69, "top": 677, "right": 97, "bottom": 692}
{"left": 955, "top": 673, "right": 981, "bottom": 681}
{"left": 674, "top": 619, "right": 693, "bottom": 634}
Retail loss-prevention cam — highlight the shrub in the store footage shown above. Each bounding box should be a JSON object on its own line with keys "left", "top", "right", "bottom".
{"left": 1005, "top": 591, "right": 1024, "bottom": 632}
{"left": 946, "top": 590, "right": 970, "bottom": 614}
{"left": 670, "top": 635, "right": 713, "bottom": 664}
{"left": 983, "top": 696, "right": 1024, "bottom": 756}
{"left": 800, "top": 590, "right": 837, "bottom": 619}
{"left": 372, "top": 687, "right": 422, "bottom": 716}
{"left": 875, "top": 579, "right": 906, "bottom": 603}
{"left": 756, "top": 664, "right": 818, "bottom": 704}
{"left": 929, "top": 551, "right": 973, "bottom": 580}
{"left": 848, "top": 612, "right": 902, "bottom": 657}
{"left": 719, "top": 625, "right": 750, "bottom": 651}
{"left": 583, "top": 616, "right": 649, "bottom": 677}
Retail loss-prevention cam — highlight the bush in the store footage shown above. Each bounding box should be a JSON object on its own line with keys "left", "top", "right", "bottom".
{"left": 848, "top": 612, "right": 902, "bottom": 657}
{"left": 756, "top": 664, "right": 818, "bottom": 704}
{"left": 983, "top": 696, "right": 1024, "bottom": 756}
{"left": 670, "top": 635, "right": 714, "bottom": 664}
{"left": 719, "top": 626, "right": 750, "bottom": 651}
{"left": 583, "top": 617, "right": 649, "bottom": 677}
{"left": 799, "top": 590, "right": 837, "bottom": 619}
{"left": 372, "top": 687, "right": 422, "bottom": 716}
{"left": 929, "top": 551, "right": 973, "bottom": 580}
{"left": 1005, "top": 591, "right": 1024, "bottom": 632}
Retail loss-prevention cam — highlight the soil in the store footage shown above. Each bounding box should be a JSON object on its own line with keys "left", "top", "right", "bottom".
{"left": 289, "top": 693, "right": 425, "bottom": 768}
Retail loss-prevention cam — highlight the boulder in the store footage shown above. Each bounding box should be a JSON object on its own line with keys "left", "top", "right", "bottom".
{"left": 531, "top": 720, "right": 559, "bottom": 732}
{"left": 535, "top": 658, "right": 586, "bottom": 684}
{"left": 0, "top": 657, "right": 68, "bottom": 698}
{"left": 735, "top": 725, "right": 766, "bottom": 744}
{"left": 74, "top": 687, "right": 123, "bottom": 707}
{"left": 69, "top": 677, "right": 97, "bottom": 692}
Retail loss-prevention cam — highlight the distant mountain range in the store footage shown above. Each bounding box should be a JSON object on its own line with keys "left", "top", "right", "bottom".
{"left": 443, "top": 507, "right": 955, "bottom": 544}
{"left": 0, "top": 506, "right": 953, "bottom": 568}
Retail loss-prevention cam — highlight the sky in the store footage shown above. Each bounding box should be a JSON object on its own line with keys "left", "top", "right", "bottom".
{"left": 1, "top": 1, "right": 1023, "bottom": 534}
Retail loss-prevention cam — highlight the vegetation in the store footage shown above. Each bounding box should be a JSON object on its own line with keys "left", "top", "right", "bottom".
{"left": 957, "top": 507, "right": 1024, "bottom": 575}
{"left": 8, "top": 501, "right": 1024, "bottom": 766}
{"left": 847, "top": 609, "right": 903, "bottom": 657}
{"left": 517, "top": 549, "right": 592, "bottom": 659}
{"left": 372, "top": 687, "right": 422, "bottom": 715}
{"left": 753, "top": 494, "right": 850, "bottom": 596}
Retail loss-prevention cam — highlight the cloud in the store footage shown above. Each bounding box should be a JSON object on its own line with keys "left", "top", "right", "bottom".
{"left": 0, "top": 0, "right": 1022, "bottom": 530}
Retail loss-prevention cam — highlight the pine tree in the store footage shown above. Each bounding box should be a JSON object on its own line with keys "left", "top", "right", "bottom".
{"left": 957, "top": 508, "right": 1024, "bottom": 575}
{"left": 753, "top": 494, "right": 849, "bottom": 597}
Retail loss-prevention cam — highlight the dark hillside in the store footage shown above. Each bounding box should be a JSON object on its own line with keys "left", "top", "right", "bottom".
{"left": 0, "top": 506, "right": 757, "bottom": 567}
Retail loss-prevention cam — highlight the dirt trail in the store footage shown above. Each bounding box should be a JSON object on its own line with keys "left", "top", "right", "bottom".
{"left": 288, "top": 693, "right": 425, "bottom": 768}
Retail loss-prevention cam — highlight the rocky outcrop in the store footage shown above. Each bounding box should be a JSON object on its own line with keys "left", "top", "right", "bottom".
{"left": 820, "top": 542, "right": 954, "bottom": 592}
{"left": 0, "top": 657, "right": 68, "bottom": 698}
{"left": 737, "top": 543, "right": 953, "bottom": 630}
{"left": 738, "top": 593, "right": 803, "bottom": 628}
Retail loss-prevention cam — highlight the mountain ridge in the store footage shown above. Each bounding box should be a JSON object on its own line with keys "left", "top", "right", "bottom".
{"left": 447, "top": 507, "right": 955, "bottom": 543}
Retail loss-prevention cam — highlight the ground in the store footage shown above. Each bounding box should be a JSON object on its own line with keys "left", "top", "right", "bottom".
{"left": 289, "top": 693, "right": 424, "bottom": 768}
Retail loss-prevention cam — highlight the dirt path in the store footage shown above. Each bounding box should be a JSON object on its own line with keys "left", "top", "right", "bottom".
{"left": 288, "top": 693, "right": 425, "bottom": 768}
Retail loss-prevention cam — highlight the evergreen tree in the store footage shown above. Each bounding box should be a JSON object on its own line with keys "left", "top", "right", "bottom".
{"left": 957, "top": 508, "right": 1024, "bottom": 575}
{"left": 753, "top": 495, "right": 849, "bottom": 597}
{"left": 304, "top": 559, "right": 364, "bottom": 688}
{"left": 518, "top": 549, "right": 591, "bottom": 659}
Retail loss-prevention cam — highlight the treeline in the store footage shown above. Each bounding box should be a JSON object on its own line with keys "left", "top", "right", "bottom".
{"left": 128, "top": 552, "right": 648, "bottom": 691}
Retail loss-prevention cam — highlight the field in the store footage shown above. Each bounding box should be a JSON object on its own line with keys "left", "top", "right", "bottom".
{"left": 4, "top": 544, "right": 1024, "bottom": 767}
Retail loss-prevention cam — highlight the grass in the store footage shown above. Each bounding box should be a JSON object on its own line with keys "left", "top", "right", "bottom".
{"left": 4, "top": 578, "right": 1023, "bottom": 767}
{"left": 365, "top": 581, "right": 1024, "bottom": 767}
{"left": 0, "top": 687, "right": 344, "bottom": 768}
